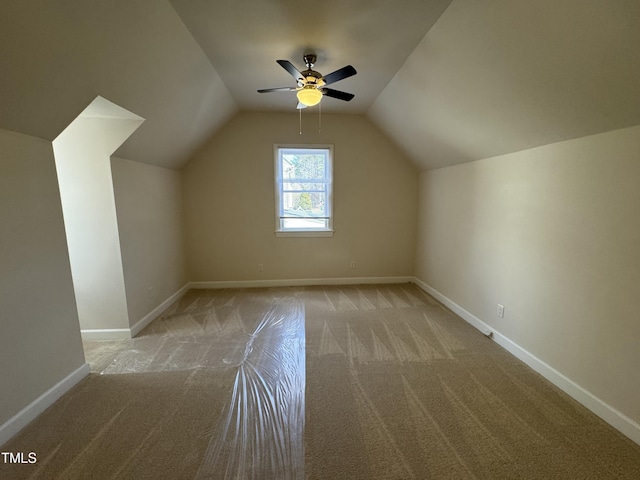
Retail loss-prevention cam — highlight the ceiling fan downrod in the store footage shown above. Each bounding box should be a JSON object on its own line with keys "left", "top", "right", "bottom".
{"left": 303, "top": 54, "right": 316, "bottom": 69}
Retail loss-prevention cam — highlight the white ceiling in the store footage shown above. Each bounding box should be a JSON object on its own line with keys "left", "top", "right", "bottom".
{"left": 170, "top": 0, "right": 452, "bottom": 113}
{"left": 369, "top": 0, "right": 640, "bottom": 170}
{"left": 0, "top": 1, "right": 237, "bottom": 169}
{"left": 1, "top": 0, "right": 639, "bottom": 170}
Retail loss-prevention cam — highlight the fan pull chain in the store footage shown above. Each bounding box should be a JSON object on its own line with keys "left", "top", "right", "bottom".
{"left": 318, "top": 100, "right": 322, "bottom": 133}
{"left": 299, "top": 106, "right": 302, "bottom": 135}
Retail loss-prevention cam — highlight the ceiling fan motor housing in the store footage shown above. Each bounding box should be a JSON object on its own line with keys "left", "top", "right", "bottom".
{"left": 302, "top": 70, "right": 323, "bottom": 86}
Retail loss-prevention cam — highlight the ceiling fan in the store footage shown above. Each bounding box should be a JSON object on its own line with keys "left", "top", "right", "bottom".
{"left": 257, "top": 54, "right": 357, "bottom": 109}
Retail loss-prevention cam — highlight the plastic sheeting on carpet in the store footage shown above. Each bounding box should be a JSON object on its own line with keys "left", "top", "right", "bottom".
{"left": 85, "top": 294, "right": 306, "bottom": 479}
{"left": 195, "top": 298, "right": 305, "bottom": 479}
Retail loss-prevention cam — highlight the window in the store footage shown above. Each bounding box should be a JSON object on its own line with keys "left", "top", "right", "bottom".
{"left": 275, "top": 145, "right": 333, "bottom": 237}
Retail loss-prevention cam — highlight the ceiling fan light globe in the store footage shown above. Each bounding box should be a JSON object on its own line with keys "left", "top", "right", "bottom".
{"left": 297, "top": 87, "right": 322, "bottom": 106}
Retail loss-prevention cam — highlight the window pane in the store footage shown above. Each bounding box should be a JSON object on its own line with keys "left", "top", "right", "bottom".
{"left": 282, "top": 152, "right": 326, "bottom": 180}
{"left": 282, "top": 192, "right": 327, "bottom": 217}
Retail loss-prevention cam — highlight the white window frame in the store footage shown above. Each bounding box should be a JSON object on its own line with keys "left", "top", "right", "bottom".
{"left": 274, "top": 144, "right": 334, "bottom": 237}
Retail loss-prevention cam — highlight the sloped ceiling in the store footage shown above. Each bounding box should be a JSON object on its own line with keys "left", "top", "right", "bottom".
{"left": 369, "top": 0, "right": 640, "bottom": 170}
{"left": 0, "top": 0, "right": 237, "bottom": 169}
{"left": 169, "top": 0, "right": 452, "bottom": 114}
{"left": 1, "top": 1, "right": 639, "bottom": 170}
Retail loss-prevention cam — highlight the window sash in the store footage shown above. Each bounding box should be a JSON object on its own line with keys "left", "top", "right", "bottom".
{"left": 275, "top": 145, "right": 333, "bottom": 233}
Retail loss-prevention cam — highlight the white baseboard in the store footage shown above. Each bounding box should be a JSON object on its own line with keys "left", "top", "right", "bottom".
{"left": 80, "top": 284, "right": 190, "bottom": 340}
{"left": 411, "top": 277, "right": 640, "bottom": 447}
{"left": 0, "top": 363, "right": 90, "bottom": 447}
{"left": 130, "top": 283, "right": 190, "bottom": 337}
{"left": 80, "top": 328, "right": 131, "bottom": 340}
{"left": 189, "top": 276, "right": 414, "bottom": 290}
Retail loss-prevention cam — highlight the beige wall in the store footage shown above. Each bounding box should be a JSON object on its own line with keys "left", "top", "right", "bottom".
{"left": 0, "top": 128, "right": 85, "bottom": 426}
{"left": 415, "top": 125, "right": 640, "bottom": 424}
{"left": 182, "top": 112, "right": 418, "bottom": 282}
{"left": 112, "top": 157, "right": 187, "bottom": 326}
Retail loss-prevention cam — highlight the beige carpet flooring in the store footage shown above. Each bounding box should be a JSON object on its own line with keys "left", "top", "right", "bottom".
{"left": 1, "top": 284, "right": 639, "bottom": 479}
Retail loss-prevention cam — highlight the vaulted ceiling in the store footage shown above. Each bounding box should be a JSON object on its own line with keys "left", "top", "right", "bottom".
{"left": 1, "top": 1, "right": 639, "bottom": 170}
{"left": 170, "top": 0, "right": 452, "bottom": 114}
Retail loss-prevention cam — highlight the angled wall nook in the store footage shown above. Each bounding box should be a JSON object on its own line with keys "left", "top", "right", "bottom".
{"left": 53, "top": 96, "right": 144, "bottom": 339}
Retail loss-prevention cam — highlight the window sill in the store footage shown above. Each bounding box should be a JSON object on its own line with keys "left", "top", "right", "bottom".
{"left": 275, "top": 230, "right": 334, "bottom": 238}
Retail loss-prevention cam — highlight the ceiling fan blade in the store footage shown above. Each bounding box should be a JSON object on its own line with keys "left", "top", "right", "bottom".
{"left": 277, "top": 60, "right": 304, "bottom": 82}
{"left": 321, "top": 65, "right": 357, "bottom": 86}
{"left": 323, "top": 88, "right": 355, "bottom": 102}
{"left": 257, "top": 87, "right": 297, "bottom": 93}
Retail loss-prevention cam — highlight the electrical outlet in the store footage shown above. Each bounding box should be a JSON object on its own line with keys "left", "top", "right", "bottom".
{"left": 497, "top": 304, "right": 504, "bottom": 318}
{"left": 258, "top": 263, "right": 264, "bottom": 271}
{"left": 350, "top": 260, "right": 356, "bottom": 269}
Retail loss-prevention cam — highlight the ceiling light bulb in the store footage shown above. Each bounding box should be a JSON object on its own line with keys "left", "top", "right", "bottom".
{"left": 297, "top": 87, "right": 322, "bottom": 107}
